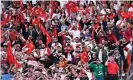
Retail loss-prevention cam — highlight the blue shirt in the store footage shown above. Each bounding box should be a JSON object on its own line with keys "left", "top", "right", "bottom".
{"left": 1, "top": 74, "right": 13, "bottom": 80}
{"left": 84, "top": 34, "right": 91, "bottom": 38}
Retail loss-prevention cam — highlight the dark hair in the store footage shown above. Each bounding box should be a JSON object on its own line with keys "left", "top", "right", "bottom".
{"left": 89, "top": 1, "right": 95, "bottom": 6}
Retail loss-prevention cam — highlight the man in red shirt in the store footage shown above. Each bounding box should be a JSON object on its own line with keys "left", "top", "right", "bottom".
{"left": 105, "top": 56, "right": 119, "bottom": 80}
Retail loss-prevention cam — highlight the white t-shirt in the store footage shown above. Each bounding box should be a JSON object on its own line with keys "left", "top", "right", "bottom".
{"left": 114, "top": 4, "right": 120, "bottom": 13}
{"left": 67, "top": 53, "right": 72, "bottom": 61}
{"left": 32, "top": 0, "right": 37, "bottom": 5}
{"left": 128, "top": 7, "right": 133, "bottom": 12}
{"left": 69, "top": 30, "right": 80, "bottom": 39}
{"left": 40, "top": 49, "right": 45, "bottom": 57}
{"left": 27, "top": 60, "right": 38, "bottom": 67}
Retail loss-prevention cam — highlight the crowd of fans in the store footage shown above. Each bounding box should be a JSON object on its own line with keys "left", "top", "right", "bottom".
{"left": 0, "top": 0, "right": 133, "bottom": 80}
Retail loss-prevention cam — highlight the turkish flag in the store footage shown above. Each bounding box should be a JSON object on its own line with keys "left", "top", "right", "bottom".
{"left": 39, "top": 10, "right": 48, "bottom": 20}
{"left": 65, "top": 1, "right": 77, "bottom": 15}
{"left": 128, "top": 11, "right": 133, "bottom": 19}
{"left": 39, "top": 23, "right": 52, "bottom": 46}
{"left": 46, "top": 32, "right": 52, "bottom": 46}
{"left": 25, "top": 40, "right": 35, "bottom": 54}
{"left": 32, "top": 18, "right": 40, "bottom": 25}
{"left": 122, "top": 12, "right": 131, "bottom": 19}
{"left": 80, "top": 52, "right": 89, "bottom": 63}
{"left": 7, "top": 41, "right": 21, "bottom": 68}
{"left": 31, "top": 6, "right": 44, "bottom": 16}
{"left": 119, "top": 11, "right": 132, "bottom": 19}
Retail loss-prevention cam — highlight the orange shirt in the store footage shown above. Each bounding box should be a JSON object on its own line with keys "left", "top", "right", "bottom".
{"left": 107, "top": 62, "right": 119, "bottom": 75}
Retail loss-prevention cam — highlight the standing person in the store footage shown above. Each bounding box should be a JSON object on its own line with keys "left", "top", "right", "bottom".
{"left": 1, "top": 68, "right": 13, "bottom": 80}
{"left": 89, "top": 59, "right": 105, "bottom": 80}
{"left": 105, "top": 56, "right": 119, "bottom": 80}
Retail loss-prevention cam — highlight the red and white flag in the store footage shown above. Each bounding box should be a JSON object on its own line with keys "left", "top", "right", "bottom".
{"left": 7, "top": 41, "right": 21, "bottom": 68}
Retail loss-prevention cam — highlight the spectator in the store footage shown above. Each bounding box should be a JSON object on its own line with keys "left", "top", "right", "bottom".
{"left": 105, "top": 56, "right": 119, "bottom": 80}
{"left": 89, "top": 59, "right": 106, "bottom": 80}
{"left": 0, "top": 1, "right": 133, "bottom": 80}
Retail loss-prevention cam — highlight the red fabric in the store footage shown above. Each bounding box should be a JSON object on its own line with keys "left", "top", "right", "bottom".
{"left": 128, "top": 11, "right": 133, "bottom": 19}
{"left": 109, "top": 13, "right": 116, "bottom": 20}
{"left": 124, "top": 47, "right": 129, "bottom": 51}
{"left": 77, "top": 23, "right": 81, "bottom": 31}
{"left": 10, "top": 31, "right": 18, "bottom": 40}
{"left": 50, "top": 1, "right": 59, "bottom": 9}
{"left": 53, "top": 27, "right": 57, "bottom": 37}
{"left": 1, "top": 21, "right": 6, "bottom": 26}
{"left": 28, "top": 6, "right": 33, "bottom": 13}
{"left": 125, "top": 27, "right": 132, "bottom": 40}
{"left": 0, "top": 29, "right": 4, "bottom": 43}
{"left": 45, "top": 48, "right": 51, "bottom": 56}
{"left": 20, "top": 13, "right": 25, "bottom": 23}
{"left": 31, "top": 7, "right": 44, "bottom": 16}
{"left": 80, "top": 51, "right": 89, "bottom": 63}
{"left": 94, "top": 23, "right": 99, "bottom": 29}
{"left": 25, "top": 40, "right": 35, "bottom": 54}
{"left": 7, "top": 41, "right": 21, "bottom": 68}
{"left": 108, "top": 33, "right": 118, "bottom": 43}
{"left": 38, "top": 23, "right": 52, "bottom": 46}
{"left": 85, "top": 7, "right": 90, "bottom": 13}
{"left": 103, "top": 15, "right": 107, "bottom": 21}
{"left": 126, "top": 53, "right": 131, "bottom": 72}
{"left": 118, "top": 10, "right": 123, "bottom": 17}
{"left": 5, "top": 14, "right": 12, "bottom": 23}
{"left": 120, "top": 29, "right": 132, "bottom": 41}
{"left": 39, "top": 11, "right": 48, "bottom": 20}
{"left": 46, "top": 32, "right": 52, "bottom": 46}
{"left": 97, "top": 16, "right": 101, "bottom": 22}
{"left": 98, "top": 36, "right": 104, "bottom": 44}
{"left": 65, "top": 1, "right": 77, "bottom": 15}
{"left": 107, "top": 62, "right": 119, "bottom": 74}
{"left": 119, "top": 11, "right": 132, "bottom": 19}
{"left": 32, "top": 18, "right": 40, "bottom": 25}
{"left": 19, "top": 1, "right": 24, "bottom": 12}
